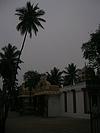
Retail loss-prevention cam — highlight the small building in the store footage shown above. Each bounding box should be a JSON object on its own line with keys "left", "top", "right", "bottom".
{"left": 18, "top": 78, "right": 62, "bottom": 117}
{"left": 18, "top": 78, "right": 100, "bottom": 122}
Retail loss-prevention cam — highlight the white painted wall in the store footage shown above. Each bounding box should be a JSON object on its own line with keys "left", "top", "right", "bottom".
{"left": 59, "top": 93, "right": 65, "bottom": 114}
{"left": 67, "top": 91, "right": 73, "bottom": 113}
{"left": 48, "top": 95, "right": 60, "bottom": 117}
{"left": 47, "top": 82, "right": 90, "bottom": 119}
{"left": 76, "top": 91, "right": 84, "bottom": 113}
{"left": 60, "top": 83, "right": 90, "bottom": 119}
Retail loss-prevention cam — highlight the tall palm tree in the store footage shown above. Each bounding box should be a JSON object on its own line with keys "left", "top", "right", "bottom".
{"left": 14, "top": 2, "right": 46, "bottom": 88}
{"left": 46, "top": 67, "right": 63, "bottom": 87}
{"left": 15, "top": 1, "right": 46, "bottom": 63}
{"left": 64, "top": 63, "right": 78, "bottom": 85}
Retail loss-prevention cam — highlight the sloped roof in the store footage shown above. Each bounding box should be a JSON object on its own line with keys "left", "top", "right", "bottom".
{"left": 19, "top": 79, "right": 62, "bottom": 97}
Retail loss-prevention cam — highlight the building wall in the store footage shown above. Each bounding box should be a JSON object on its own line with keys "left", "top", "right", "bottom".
{"left": 67, "top": 91, "right": 73, "bottom": 113}
{"left": 76, "top": 91, "right": 84, "bottom": 113}
{"left": 61, "top": 82, "right": 90, "bottom": 119}
{"left": 59, "top": 93, "right": 65, "bottom": 114}
{"left": 48, "top": 95, "right": 61, "bottom": 117}
{"left": 47, "top": 82, "right": 90, "bottom": 119}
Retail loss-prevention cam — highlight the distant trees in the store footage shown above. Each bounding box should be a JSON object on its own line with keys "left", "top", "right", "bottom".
{"left": 22, "top": 62, "right": 96, "bottom": 89}
{"left": 23, "top": 63, "right": 91, "bottom": 88}
{"left": 24, "top": 70, "right": 41, "bottom": 89}
{"left": 63, "top": 63, "right": 78, "bottom": 85}
{"left": 82, "top": 25, "right": 100, "bottom": 72}
{"left": 23, "top": 70, "right": 41, "bottom": 103}
{"left": 46, "top": 67, "right": 63, "bottom": 87}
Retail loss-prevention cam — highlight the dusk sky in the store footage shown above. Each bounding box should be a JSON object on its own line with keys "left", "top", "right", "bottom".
{"left": 0, "top": 0, "right": 100, "bottom": 84}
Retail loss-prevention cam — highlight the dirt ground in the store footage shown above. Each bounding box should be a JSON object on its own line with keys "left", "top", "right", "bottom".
{"left": 6, "top": 112, "right": 90, "bottom": 133}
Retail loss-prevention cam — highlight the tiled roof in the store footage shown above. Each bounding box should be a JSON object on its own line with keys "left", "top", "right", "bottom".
{"left": 19, "top": 79, "right": 62, "bottom": 97}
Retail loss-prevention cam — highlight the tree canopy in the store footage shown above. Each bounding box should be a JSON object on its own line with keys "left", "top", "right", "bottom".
{"left": 0, "top": 44, "right": 21, "bottom": 94}
{"left": 46, "top": 67, "right": 63, "bottom": 87}
{"left": 24, "top": 70, "right": 41, "bottom": 89}
{"left": 63, "top": 63, "right": 78, "bottom": 85}
{"left": 14, "top": 2, "right": 46, "bottom": 86}
{"left": 82, "top": 25, "right": 100, "bottom": 70}
{"left": 15, "top": 1, "right": 46, "bottom": 37}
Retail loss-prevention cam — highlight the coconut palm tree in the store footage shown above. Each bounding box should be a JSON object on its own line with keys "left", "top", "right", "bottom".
{"left": 46, "top": 67, "right": 63, "bottom": 87}
{"left": 15, "top": 1, "right": 46, "bottom": 63}
{"left": 0, "top": 44, "right": 21, "bottom": 94}
{"left": 64, "top": 63, "right": 78, "bottom": 85}
{"left": 0, "top": 44, "right": 21, "bottom": 111}
{"left": 14, "top": 2, "right": 46, "bottom": 88}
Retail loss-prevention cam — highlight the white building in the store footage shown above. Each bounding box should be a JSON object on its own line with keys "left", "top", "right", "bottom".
{"left": 19, "top": 79, "right": 100, "bottom": 120}
{"left": 48, "top": 82, "right": 90, "bottom": 119}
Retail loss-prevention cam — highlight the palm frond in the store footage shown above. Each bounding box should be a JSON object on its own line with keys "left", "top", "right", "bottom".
{"left": 15, "top": 1, "right": 45, "bottom": 37}
{"left": 38, "top": 18, "right": 46, "bottom": 22}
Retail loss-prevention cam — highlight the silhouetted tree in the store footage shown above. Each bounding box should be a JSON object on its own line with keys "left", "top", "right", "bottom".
{"left": 46, "top": 67, "right": 63, "bottom": 87}
{"left": 24, "top": 70, "right": 41, "bottom": 103}
{"left": 14, "top": 2, "right": 46, "bottom": 93}
{"left": 15, "top": 1, "right": 46, "bottom": 68}
{"left": 64, "top": 63, "right": 78, "bottom": 85}
{"left": 82, "top": 25, "right": 100, "bottom": 74}
{"left": 0, "top": 44, "right": 21, "bottom": 95}
{"left": 84, "top": 65, "right": 95, "bottom": 80}
{"left": 24, "top": 70, "right": 41, "bottom": 88}
{"left": 0, "top": 44, "right": 21, "bottom": 110}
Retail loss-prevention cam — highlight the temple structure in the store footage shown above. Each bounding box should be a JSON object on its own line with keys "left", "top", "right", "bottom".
{"left": 18, "top": 78, "right": 62, "bottom": 117}
{"left": 18, "top": 78, "right": 100, "bottom": 121}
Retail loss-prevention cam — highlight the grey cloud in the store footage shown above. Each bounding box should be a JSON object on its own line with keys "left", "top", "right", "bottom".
{"left": 0, "top": 0, "right": 100, "bottom": 84}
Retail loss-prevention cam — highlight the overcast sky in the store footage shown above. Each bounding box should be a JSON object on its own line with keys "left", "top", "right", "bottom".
{"left": 0, "top": 0, "right": 100, "bottom": 84}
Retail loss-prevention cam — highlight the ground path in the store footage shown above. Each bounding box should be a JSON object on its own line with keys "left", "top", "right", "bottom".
{"left": 6, "top": 112, "right": 90, "bottom": 133}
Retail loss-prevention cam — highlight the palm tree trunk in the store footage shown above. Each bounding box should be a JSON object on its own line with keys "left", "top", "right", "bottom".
{"left": 15, "top": 31, "right": 27, "bottom": 80}
{"left": 13, "top": 31, "right": 27, "bottom": 96}
{"left": 18, "top": 31, "right": 27, "bottom": 61}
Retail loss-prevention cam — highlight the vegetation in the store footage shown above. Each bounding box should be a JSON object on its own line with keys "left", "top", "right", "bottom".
{"left": 15, "top": 1, "right": 46, "bottom": 67}
{"left": 24, "top": 70, "right": 41, "bottom": 103}
{"left": 63, "top": 63, "right": 78, "bottom": 85}
{"left": 8, "top": 1, "right": 46, "bottom": 97}
{"left": 82, "top": 25, "right": 100, "bottom": 71}
{"left": 83, "top": 65, "right": 95, "bottom": 80}
{"left": 0, "top": 44, "right": 22, "bottom": 111}
{"left": 0, "top": 44, "right": 21, "bottom": 132}
{"left": 24, "top": 70, "right": 41, "bottom": 89}
{"left": 0, "top": 44, "right": 21, "bottom": 95}
{"left": 46, "top": 67, "right": 63, "bottom": 87}
{"left": 0, "top": 1, "right": 46, "bottom": 119}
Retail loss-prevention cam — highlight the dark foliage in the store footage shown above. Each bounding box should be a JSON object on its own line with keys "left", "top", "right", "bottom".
{"left": 0, "top": 44, "right": 21, "bottom": 94}
{"left": 15, "top": 1, "right": 46, "bottom": 37}
{"left": 63, "top": 63, "right": 78, "bottom": 85}
{"left": 24, "top": 70, "right": 41, "bottom": 89}
{"left": 46, "top": 67, "right": 63, "bottom": 87}
{"left": 82, "top": 25, "right": 100, "bottom": 70}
